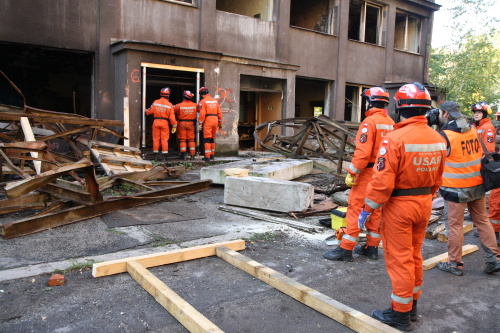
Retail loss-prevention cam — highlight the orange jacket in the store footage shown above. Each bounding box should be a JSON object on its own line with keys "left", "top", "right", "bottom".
{"left": 441, "top": 127, "right": 483, "bottom": 189}
{"left": 475, "top": 118, "right": 496, "bottom": 152}
{"left": 146, "top": 97, "right": 177, "bottom": 127}
{"left": 348, "top": 108, "right": 395, "bottom": 174}
{"left": 364, "top": 116, "right": 447, "bottom": 211}
{"left": 198, "top": 94, "right": 222, "bottom": 124}
{"left": 174, "top": 100, "right": 198, "bottom": 121}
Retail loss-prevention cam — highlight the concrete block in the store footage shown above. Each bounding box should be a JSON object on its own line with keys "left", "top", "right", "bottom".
{"left": 224, "top": 176, "right": 314, "bottom": 213}
{"left": 201, "top": 159, "right": 313, "bottom": 185}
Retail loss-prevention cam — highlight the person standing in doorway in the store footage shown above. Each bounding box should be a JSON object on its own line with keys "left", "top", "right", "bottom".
{"left": 197, "top": 87, "right": 222, "bottom": 162}
{"left": 323, "top": 87, "right": 394, "bottom": 262}
{"left": 174, "top": 90, "right": 198, "bottom": 160}
{"left": 145, "top": 87, "right": 177, "bottom": 161}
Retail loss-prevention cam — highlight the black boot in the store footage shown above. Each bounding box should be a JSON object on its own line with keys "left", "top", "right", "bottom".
{"left": 159, "top": 153, "right": 166, "bottom": 161}
{"left": 372, "top": 308, "right": 413, "bottom": 331}
{"left": 323, "top": 247, "right": 353, "bottom": 262}
{"left": 153, "top": 153, "right": 159, "bottom": 162}
{"left": 202, "top": 157, "right": 210, "bottom": 162}
{"left": 190, "top": 155, "right": 195, "bottom": 160}
{"left": 210, "top": 155, "right": 215, "bottom": 160}
{"left": 180, "top": 153, "right": 186, "bottom": 160}
{"left": 496, "top": 232, "right": 500, "bottom": 247}
{"left": 409, "top": 300, "right": 418, "bottom": 321}
{"left": 354, "top": 243, "right": 379, "bottom": 260}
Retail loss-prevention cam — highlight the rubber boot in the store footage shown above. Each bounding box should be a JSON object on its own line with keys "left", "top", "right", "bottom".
{"left": 153, "top": 153, "right": 159, "bottom": 162}
{"left": 372, "top": 308, "right": 413, "bottom": 332}
{"left": 202, "top": 157, "right": 210, "bottom": 162}
{"left": 323, "top": 247, "right": 353, "bottom": 262}
{"left": 210, "top": 155, "right": 215, "bottom": 160}
{"left": 159, "top": 153, "right": 166, "bottom": 161}
{"left": 190, "top": 155, "right": 195, "bottom": 160}
{"left": 180, "top": 152, "right": 186, "bottom": 160}
{"left": 354, "top": 244, "right": 379, "bottom": 260}
{"left": 409, "top": 300, "right": 418, "bottom": 321}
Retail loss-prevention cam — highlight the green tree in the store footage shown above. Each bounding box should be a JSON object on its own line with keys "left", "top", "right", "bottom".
{"left": 429, "top": 0, "right": 500, "bottom": 116}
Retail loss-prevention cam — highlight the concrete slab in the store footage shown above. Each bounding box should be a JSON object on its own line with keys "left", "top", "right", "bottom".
{"left": 200, "top": 159, "right": 313, "bottom": 184}
{"left": 224, "top": 176, "right": 314, "bottom": 212}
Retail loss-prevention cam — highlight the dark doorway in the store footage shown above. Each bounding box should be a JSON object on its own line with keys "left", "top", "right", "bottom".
{"left": 0, "top": 42, "right": 93, "bottom": 117}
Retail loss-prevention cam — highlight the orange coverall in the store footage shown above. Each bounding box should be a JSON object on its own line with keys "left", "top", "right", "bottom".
{"left": 341, "top": 108, "right": 394, "bottom": 250}
{"left": 145, "top": 97, "right": 177, "bottom": 154}
{"left": 364, "top": 116, "right": 447, "bottom": 312}
{"left": 174, "top": 100, "right": 198, "bottom": 157}
{"left": 476, "top": 118, "right": 500, "bottom": 232}
{"left": 198, "top": 94, "right": 222, "bottom": 158}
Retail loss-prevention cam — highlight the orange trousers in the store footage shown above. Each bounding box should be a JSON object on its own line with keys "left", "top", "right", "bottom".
{"left": 203, "top": 117, "right": 218, "bottom": 158}
{"left": 379, "top": 195, "right": 432, "bottom": 312}
{"left": 340, "top": 168, "right": 382, "bottom": 251}
{"left": 488, "top": 188, "right": 500, "bottom": 232}
{"left": 152, "top": 120, "right": 170, "bottom": 153}
{"left": 177, "top": 121, "right": 196, "bottom": 156}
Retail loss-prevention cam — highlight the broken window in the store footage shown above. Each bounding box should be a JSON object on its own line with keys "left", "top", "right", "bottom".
{"left": 216, "top": 0, "right": 273, "bottom": 21}
{"left": 394, "top": 11, "right": 421, "bottom": 53}
{"left": 344, "top": 85, "right": 370, "bottom": 122}
{"left": 290, "top": 0, "right": 336, "bottom": 35}
{"left": 348, "top": 0, "right": 382, "bottom": 45}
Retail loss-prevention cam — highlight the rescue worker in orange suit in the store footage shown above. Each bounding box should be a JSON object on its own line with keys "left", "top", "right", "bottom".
{"left": 174, "top": 90, "right": 197, "bottom": 160}
{"left": 197, "top": 87, "right": 222, "bottom": 162}
{"left": 323, "top": 87, "right": 394, "bottom": 262}
{"left": 360, "top": 83, "right": 447, "bottom": 331}
{"left": 145, "top": 87, "right": 177, "bottom": 161}
{"left": 436, "top": 101, "right": 500, "bottom": 276}
{"left": 471, "top": 101, "right": 500, "bottom": 245}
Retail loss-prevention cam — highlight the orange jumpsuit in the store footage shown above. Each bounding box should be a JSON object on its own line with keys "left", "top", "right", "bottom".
{"left": 174, "top": 100, "right": 198, "bottom": 157}
{"left": 476, "top": 118, "right": 500, "bottom": 232}
{"left": 341, "top": 108, "right": 394, "bottom": 250}
{"left": 146, "top": 97, "right": 177, "bottom": 154}
{"left": 198, "top": 94, "right": 222, "bottom": 158}
{"left": 364, "top": 116, "right": 446, "bottom": 312}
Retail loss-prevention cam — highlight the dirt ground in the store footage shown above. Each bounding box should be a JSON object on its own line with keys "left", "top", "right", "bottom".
{"left": 0, "top": 158, "right": 499, "bottom": 333}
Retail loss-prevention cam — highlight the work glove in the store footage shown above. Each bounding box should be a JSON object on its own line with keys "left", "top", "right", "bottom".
{"left": 198, "top": 123, "right": 203, "bottom": 130}
{"left": 171, "top": 127, "right": 177, "bottom": 134}
{"left": 357, "top": 208, "right": 371, "bottom": 230}
{"left": 218, "top": 123, "right": 222, "bottom": 130}
{"left": 345, "top": 173, "right": 356, "bottom": 187}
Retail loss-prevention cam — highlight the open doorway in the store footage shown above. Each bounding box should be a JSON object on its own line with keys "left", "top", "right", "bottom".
{"left": 0, "top": 42, "right": 93, "bottom": 117}
{"left": 239, "top": 76, "right": 284, "bottom": 150}
{"left": 295, "top": 78, "right": 328, "bottom": 118}
{"left": 344, "top": 84, "right": 370, "bottom": 122}
{"left": 141, "top": 64, "right": 204, "bottom": 157}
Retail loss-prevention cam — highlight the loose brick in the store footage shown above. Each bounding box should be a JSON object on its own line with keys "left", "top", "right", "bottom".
{"left": 48, "top": 274, "right": 65, "bottom": 286}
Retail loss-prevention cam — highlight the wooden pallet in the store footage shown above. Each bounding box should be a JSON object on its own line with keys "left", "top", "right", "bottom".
{"left": 88, "top": 140, "right": 152, "bottom": 175}
{"left": 94, "top": 240, "right": 399, "bottom": 333}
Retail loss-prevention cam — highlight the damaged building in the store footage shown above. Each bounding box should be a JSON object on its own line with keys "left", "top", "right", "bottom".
{"left": 0, "top": 0, "right": 441, "bottom": 156}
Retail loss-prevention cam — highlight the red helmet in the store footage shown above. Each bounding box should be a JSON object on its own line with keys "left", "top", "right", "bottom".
{"left": 361, "top": 87, "right": 390, "bottom": 103}
{"left": 471, "top": 101, "right": 492, "bottom": 115}
{"left": 183, "top": 90, "right": 194, "bottom": 100}
{"left": 394, "top": 82, "right": 432, "bottom": 109}
{"left": 199, "top": 87, "right": 209, "bottom": 95}
{"left": 160, "top": 87, "right": 170, "bottom": 97}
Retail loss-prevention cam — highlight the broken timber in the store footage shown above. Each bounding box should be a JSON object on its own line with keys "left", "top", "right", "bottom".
{"left": 219, "top": 205, "right": 320, "bottom": 233}
{"left": 93, "top": 240, "right": 399, "bottom": 333}
{"left": 437, "top": 221, "right": 474, "bottom": 242}
{"left": 0, "top": 180, "right": 211, "bottom": 239}
{"left": 422, "top": 244, "right": 479, "bottom": 270}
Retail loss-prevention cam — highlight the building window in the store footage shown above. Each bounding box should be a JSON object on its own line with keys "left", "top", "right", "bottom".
{"left": 160, "top": 0, "right": 195, "bottom": 5}
{"left": 394, "top": 11, "right": 421, "bottom": 53}
{"left": 348, "top": 0, "right": 382, "bottom": 45}
{"left": 344, "top": 85, "right": 370, "bottom": 122}
{"left": 216, "top": 0, "right": 273, "bottom": 21}
{"left": 290, "top": 0, "right": 336, "bottom": 35}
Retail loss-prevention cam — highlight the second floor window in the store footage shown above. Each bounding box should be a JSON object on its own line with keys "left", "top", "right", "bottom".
{"left": 348, "top": 0, "right": 382, "bottom": 45}
{"left": 394, "top": 11, "right": 421, "bottom": 53}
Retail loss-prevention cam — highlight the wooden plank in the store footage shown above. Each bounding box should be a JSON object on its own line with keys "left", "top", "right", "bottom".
{"left": 126, "top": 260, "right": 224, "bottom": 333}
{"left": 20, "top": 117, "right": 41, "bottom": 174}
{"left": 425, "top": 223, "right": 446, "bottom": 240}
{"left": 437, "top": 221, "right": 474, "bottom": 243}
{"left": 422, "top": 244, "right": 479, "bottom": 270}
{"left": 89, "top": 140, "right": 141, "bottom": 152}
{"left": 216, "top": 246, "right": 399, "bottom": 333}
{"left": 92, "top": 240, "right": 245, "bottom": 278}
{"left": 0, "top": 112, "right": 124, "bottom": 127}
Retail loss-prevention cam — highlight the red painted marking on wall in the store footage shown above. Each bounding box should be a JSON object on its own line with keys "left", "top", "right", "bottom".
{"left": 217, "top": 88, "right": 233, "bottom": 104}
{"left": 131, "top": 69, "right": 140, "bottom": 83}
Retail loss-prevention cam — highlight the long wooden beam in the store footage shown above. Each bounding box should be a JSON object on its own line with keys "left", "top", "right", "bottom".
{"left": 423, "top": 244, "right": 478, "bottom": 270}
{"left": 216, "top": 246, "right": 400, "bottom": 333}
{"left": 126, "top": 260, "right": 224, "bottom": 333}
{"left": 0, "top": 112, "right": 124, "bottom": 127}
{"left": 1, "top": 180, "right": 212, "bottom": 239}
{"left": 93, "top": 240, "right": 245, "bottom": 278}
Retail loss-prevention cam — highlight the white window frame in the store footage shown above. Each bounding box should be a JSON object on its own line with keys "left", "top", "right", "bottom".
{"left": 349, "top": 0, "right": 383, "bottom": 45}
{"left": 394, "top": 11, "right": 422, "bottom": 53}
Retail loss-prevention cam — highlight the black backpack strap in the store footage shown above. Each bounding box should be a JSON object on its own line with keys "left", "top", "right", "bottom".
{"left": 438, "top": 130, "right": 451, "bottom": 156}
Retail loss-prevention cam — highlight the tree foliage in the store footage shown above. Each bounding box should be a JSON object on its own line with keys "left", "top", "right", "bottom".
{"left": 429, "top": 0, "right": 500, "bottom": 116}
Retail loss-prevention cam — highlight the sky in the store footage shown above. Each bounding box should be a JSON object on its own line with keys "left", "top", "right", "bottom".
{"left": 431, "top": 1, "right": 500, "bottom": 48}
